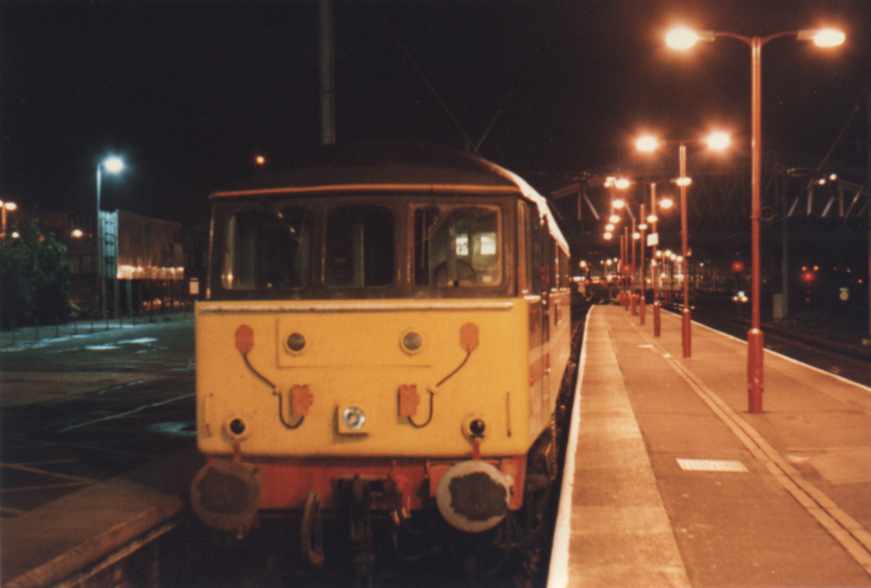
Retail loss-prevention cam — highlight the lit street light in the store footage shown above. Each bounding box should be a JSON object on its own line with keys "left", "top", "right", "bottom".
{"left": 666, "top": 23, "right": 845, "bottom": 412}
{"left": 614, "top": 177, "right": 632, "bottom": 191}
{"left": 634, "top": 134, "right": 660, "bottom": 153}
{"left": 0, "top": 199, "right": 18, "bottom": 239}
{"left": 96, "top": 155, "right": 126, "bottom": 320}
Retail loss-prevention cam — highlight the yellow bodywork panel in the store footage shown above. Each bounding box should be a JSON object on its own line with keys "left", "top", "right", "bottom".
{"left": 196, "top": 298, "right": 539, "bottom": 458}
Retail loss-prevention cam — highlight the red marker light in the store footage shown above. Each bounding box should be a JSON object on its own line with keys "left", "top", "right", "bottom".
{"left": 235, "top": 325, "right": 255, "bottom": 354}
{"left": 460, "top": 323, "right": 479, "bottom": 353}
{"left": 291, "top": 384, "right": 313, "bottom": 417}
{"left": 397, "top": 384, "right": 420, "bottom": 418}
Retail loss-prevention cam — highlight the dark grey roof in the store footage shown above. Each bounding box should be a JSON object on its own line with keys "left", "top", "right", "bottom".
{"left": 215, "top": 143, "right": 518, "bottom": 192}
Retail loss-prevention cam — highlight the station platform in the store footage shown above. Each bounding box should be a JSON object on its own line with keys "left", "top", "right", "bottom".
{"left": 549, "top": 304, "right": 871, "bottom": 587}
{"left": 0, "top": 450, "right": 200, "bottom": 587}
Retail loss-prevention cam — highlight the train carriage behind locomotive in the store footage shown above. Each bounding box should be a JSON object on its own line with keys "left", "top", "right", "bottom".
{"left": 191, "top": 144, "right": 572, "bottom": 556}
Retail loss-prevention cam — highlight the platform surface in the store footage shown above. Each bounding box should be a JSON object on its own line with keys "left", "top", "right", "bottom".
{"left": 1, "top": 449, "right": 200, "bottom": 588}
{"left": 549, "top": 304, "right": 871, "bottom": 588}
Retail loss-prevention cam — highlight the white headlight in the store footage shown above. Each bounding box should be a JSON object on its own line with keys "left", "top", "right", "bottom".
{"left": 342, "top": 406, "right": 366, "bottom": 430}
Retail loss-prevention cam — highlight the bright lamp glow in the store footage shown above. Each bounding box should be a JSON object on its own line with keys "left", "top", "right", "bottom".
{"left": 612, "top": 198, "right": 626, "bottom": 209}
{"left": 614, "top": 177, "right": 631, "bottom": 190}
{"left": 659, "top": 197, "right": 675, "bottom": 210}
{"left": 666, "top": 26, "right": 700, "bottom": 50}
{"left": 102, "top": 156, "right": 125, "bottom": 174}
{"left": 704, "top": 130, "right": 731, "bottom": 152}
{"left": 635, "top": 134, "right": 660, "bottom": 153}
{"left": 638, "top": 222, "right": 648, "bottom": 231}
{"left": 605, "top": 223, "right": 615, "bottom": 232}
{"left": 811, "top": 28, "right": 845, "bottom": 48}
{"left": 647, "top": 214, "right": 658, "bottom": 224}
{"left": 603, "top": 232, "right": 613, "bottom": 240}
{"left": 633, "top": 232, "right": 641, "bottom": 240}
{"left": 609, "top": 214, "right": 621, "bottom": 224}
{"left": 4, "top": 201, "right": 17, "bottom": 212}
{"left": 675, "top": 176, "right": 692, "bottom": 187}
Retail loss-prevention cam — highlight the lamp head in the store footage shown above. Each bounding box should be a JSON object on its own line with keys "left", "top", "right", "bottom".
{"left": 614, "top": 177, "right": 632, "bottom": 190}
{"left": 798, "top": 27, "right": 845, "bottom": 48}
{"left": 665, "top": 26, "right": 714, "bottom": 51}
{"left": 704, "top": 130, "right": 731, "bottom": 152}
{"left": 101, "top": 156, "right": 125, "bottom": 175}
{"left": 634, "top": 134, "right": 660, "bottom": 153}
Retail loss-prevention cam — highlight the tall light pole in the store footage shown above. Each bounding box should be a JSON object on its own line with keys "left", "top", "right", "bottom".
{"left": 96, "top": 155, "right": 125, "bottom": 320}
{"left": 666, "top": 24, "right": 845, "bottom": 412}
{"left": 638, "top": 203, "right": 647, "bottom": 325}
{"left": 677, "top": 144, "right": 691, "bottom": 357}
{"left": 648, "top": 184, "right": 661, "bottom": 335}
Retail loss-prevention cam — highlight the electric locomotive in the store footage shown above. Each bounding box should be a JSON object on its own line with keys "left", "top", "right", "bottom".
{"left": 191, "top": 144, "right": 572, "bottom": 573}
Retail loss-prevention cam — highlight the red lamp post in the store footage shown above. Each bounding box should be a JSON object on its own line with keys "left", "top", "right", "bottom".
{"left": 666, "top": 24, "right": 845, "bottom": 411}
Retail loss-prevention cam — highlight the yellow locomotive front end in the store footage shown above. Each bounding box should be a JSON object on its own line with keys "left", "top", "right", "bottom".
{"left": 190, "top": 146, "right": 572, "bottom": 562}
{"left": 197, "top": 299, "right": 531, "bottom": 458}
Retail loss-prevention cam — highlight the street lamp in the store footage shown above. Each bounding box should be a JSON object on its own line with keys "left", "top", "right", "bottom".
{"left": 96, "top": 155, "right": 126, "bottom": 320}
{"left": 666, "top": 23, "right": 845, "bottom": 412}
{"left": 634, "top": 130, "right": 731, "bottom": 357}
{"left": 0, "top": 199, "right": 18, "bottom": 239}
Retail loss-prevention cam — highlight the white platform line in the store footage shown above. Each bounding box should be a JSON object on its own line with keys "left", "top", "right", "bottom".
{"left": 660, "top": 309, "right": 871, "bottom": 394}
{"left": 546, "top": 307, "right": 593, "bottom": 588}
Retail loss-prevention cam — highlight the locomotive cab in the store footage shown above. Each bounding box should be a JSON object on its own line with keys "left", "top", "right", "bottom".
{"left": 191, "top": 145, "right": 572, "bottom": 571}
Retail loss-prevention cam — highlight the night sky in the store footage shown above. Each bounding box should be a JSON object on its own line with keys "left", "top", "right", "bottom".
{"left": 2, "top": 0, "right": 869, "bottom": 230}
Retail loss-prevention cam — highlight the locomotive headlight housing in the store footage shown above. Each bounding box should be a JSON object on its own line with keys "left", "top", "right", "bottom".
{"left": 400, "top": 330, "right": 423, "bottom": 354}
{"left": 338, "top": 405, "right": 368, "bottom": 435}
{"left": 224, "top": 415, "right": 251, "bottom": 441}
